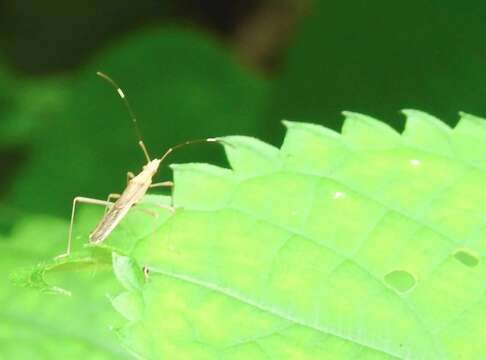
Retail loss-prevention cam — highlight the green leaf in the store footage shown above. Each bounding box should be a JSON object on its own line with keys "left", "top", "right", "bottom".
{"left": 112, "top": 253, "right": 144, "bottom": 293}
{"left": 0, "top": 63, "right": 68, "bottom": 147}
{"left": 17, "top": 111, "right": 486, "bottom": 358}
{"left": 105, "top": 111, "right": 486, "bottom": 359}
{"left": 11, "top": 245, "right": 114, "bottom": 296}
{"left": 1, "top": 212, "right": 131, "bottom": 359}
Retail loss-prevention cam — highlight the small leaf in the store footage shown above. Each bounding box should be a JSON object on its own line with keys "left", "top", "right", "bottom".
{"left": 10, "top": 264, "right": 72, "bottom": 296}
{"left": 12, "top": 245, "right": 114, "bottom": 295}
{"left": 112, "top": 253, "right": 144, "bottom": 293}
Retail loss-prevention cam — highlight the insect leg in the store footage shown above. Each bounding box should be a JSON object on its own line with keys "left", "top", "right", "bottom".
{"left": 104, "top": 193, "right": 121, "bottom": 214}
{"left": 56, "top": 197, "right": 114, "bottom": 259}
{"left": 133, "top": 207, "right": 160, "bottom": 218}
{"left": 148, "top": 181, "right": 174, "bottom": 207}
{"left": 138, "top": 196, "right": 175, "bottom": 213}
{"left": 152, "top": 203, "right": 176, "bottom": 213}
{"left": 150, "top": 181, "right": 173, "bottom": 188}
{"left": 127, "top": 171, "right": 135, "bottom": 185}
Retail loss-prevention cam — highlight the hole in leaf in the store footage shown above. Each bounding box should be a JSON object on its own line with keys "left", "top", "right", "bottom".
{"left": 384, "top": 270, "right": 416, "bottom": 292}
{"left": 454, "top": 249, "right": 479, "bottom": 267}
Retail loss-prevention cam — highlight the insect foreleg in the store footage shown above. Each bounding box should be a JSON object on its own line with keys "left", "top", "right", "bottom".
{"left": 150, "top": 181, "right": 173, "bottom": 188}
{"left": 56, "top": 197, "right": 115, "bottom": 259}
{"left": 126, "top": 171, "right": 135, "bottom": 185}
{"left": 149, "top": 180, "right": 175, "bottom": 207}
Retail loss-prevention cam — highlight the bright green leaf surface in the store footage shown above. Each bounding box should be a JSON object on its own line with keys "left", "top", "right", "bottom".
{"left": 102, "top": 111, "right": 486, "bottom": 359}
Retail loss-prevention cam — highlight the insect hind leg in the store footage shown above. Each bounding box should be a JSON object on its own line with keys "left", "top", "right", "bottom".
{"left": 55, "top": 196, "right": 114, "bottom": 259}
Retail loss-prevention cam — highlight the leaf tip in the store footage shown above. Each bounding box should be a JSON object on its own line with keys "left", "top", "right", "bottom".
{"left": 282, "top": 119, "right": 298, "bottom": 128}
{"left": 401, "top": 109, "right": 452, "bottom": 133}
{"left": 112, "top": 252, "right": 144, "bottom": 293}
{"left": 458, "top": 111, "right": 486, "bottom": 122}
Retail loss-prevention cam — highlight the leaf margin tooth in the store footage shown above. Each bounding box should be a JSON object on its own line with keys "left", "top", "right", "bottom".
{"left": 455, "top": 111, "right": 486, "bottom": 137}
{"left": 170, "top": 162, "right": 237, "bottom": 209}
{"left": 401, "top": 109, "right": 454, "bottom": 155}
{"left": 341, "top": 111, "right": 401, "bottom": 149}
{"left": 281, "top": 119, "right": 349, "bottom": 174}
{"left": 282, "top": 119, "right": 342, "bottom": 141}
{"left": 281, "top": 119, "right": 343, "bottom": 154}
{"left": 218, "top": 135, "right": 282, "bottom": 177}
{"left": 401, "top": 109, "right": 452, "bottom": 133}
{"left": 449, "top": 112, "right": 486, "bottom": 166}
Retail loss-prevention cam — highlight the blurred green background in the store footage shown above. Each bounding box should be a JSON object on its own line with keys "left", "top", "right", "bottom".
{"left": 1, "top": 0, "right": 486, "bottom": 357}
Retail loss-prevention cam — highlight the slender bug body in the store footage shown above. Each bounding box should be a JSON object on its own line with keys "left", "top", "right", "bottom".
{"left": 89, "top": 158, "right": 161, "bottom": 244}
{"left": 56, "top": 72, "right": 220, "bottom": 258}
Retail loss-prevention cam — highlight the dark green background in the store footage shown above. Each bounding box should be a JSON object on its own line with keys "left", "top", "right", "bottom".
{"left": 1, "top": 0, "right": 486, "bottom": 218}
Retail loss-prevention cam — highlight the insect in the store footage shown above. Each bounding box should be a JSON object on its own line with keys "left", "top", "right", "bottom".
{"left": 56, "top": 72, "right": 221, "bottom": 258}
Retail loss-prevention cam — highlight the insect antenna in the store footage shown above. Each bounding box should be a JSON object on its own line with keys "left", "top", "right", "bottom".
{"left": 159, "top": 137, "right": 234, "bottom": 163}
{"left": 96, "top": 71, "right": 151, "bottom": 163}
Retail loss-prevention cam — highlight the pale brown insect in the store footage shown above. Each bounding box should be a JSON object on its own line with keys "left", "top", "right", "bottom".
{"left": 56, "top": 72, "right": 219, "bottom": 258}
